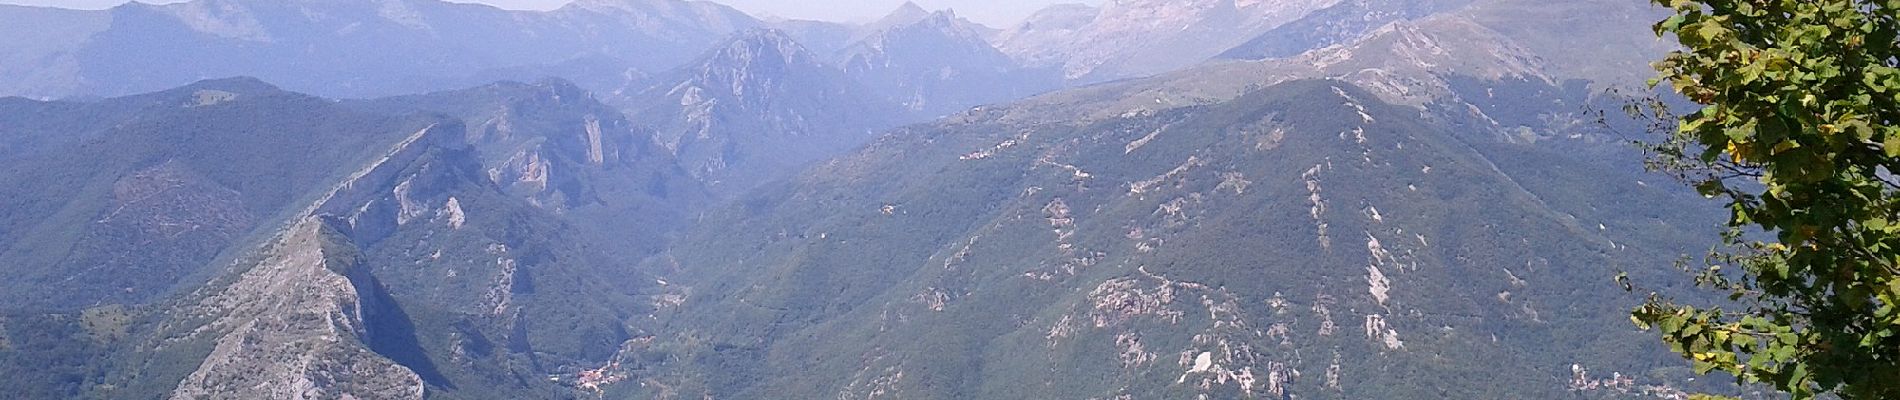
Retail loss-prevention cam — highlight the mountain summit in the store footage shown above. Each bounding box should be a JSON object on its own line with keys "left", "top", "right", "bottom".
{"left": 623, "top": 29, "right": 912, "bottom": 196}
{"left": 867, "top": 1, "right": 933, "bottom": 31}
{"left": 996, "top": 0, "right": 1342, "bottom": 82}
{"left": 839, "top": 8, "right": 1060, "bottom": 116}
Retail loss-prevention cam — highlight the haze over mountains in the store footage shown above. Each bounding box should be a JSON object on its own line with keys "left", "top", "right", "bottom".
{"left": 0, "top": 0, "right": 1732, "bottom": 399}
{"left": 0, "top": 0, "right": 1094, "bottom": 28}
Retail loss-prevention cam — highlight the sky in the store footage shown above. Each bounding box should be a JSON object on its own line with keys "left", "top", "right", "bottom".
{"left": 0, "top": 0, "right": 1100, "bottom": 27}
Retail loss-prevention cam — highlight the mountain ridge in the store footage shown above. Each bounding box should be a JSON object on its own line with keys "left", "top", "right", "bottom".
{"left": 996, "top": 0, "right": 1343, "bottom": 82}
{"left": 837, "top": 7, "right": 1060, "bottom": 116}
{"left": 608, "top": 78, "right": 1720, "bottom": 398}
{"left": 0, "top": 0, "right": 764, "bottom": 99}
{"left": 0, "top": 1, "right": 1736, "bottom": 398}
{"left": 0, "top": 77, "right": 688, "bottom": 398}
{"left": 622, "top": 28, "right": 914, "bottom": 196}
{"left": 0, "top": 77, "right": 450, "bottom": 310}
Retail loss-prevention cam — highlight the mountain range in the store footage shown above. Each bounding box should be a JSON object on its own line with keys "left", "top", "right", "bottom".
{"left": 618, "top": 29, "right": 913, "bottom": 196}
{"left": 837, "top": 7, "right": 1060, "bottom": 116}
{"left": 0, "top": 0, "right": 1739, "bottom": 398}
{"left": 0, "top": 0, "right": 762, "bottom": 100}
{"left": 627, "top": 76, "right": 1719, "bottom": 399}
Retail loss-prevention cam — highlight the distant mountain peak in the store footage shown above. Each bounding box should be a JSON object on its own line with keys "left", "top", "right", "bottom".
{"left": 828, "top": 0, "right": 1056, "bottom": 116}
{"left": 860, "top": 1, "right": 937, "bottom": 38}
{"left": 457, "top": 77, "right": 598, "bottom": 108}
{"left": 179, "top": 76, "right": 284, "bottom": 95}
{"left": 699, "top": 29, "right": 821, "bottom": 73}
{"left": 145, "top": 76, "right": 300, "bottom": 107}
{"left": 998, "top": 0, "right": 1342, "bottom": 81}
{"left": 565, "top": 0, "right": 693, "bottom": 10}
{"left": 155, "top": 0, "right": 440, "bottom": 28}
{"left": 889, "top": 1, "right": 929, "bottom": 20}
{"left": 1215, "top": 0, "right": 1472, "bottom": 61}
{"left": 521, "top": 76, "right": 595, "bottom": 99}
{"left": 919, "top": 9, "right": 967, "bottom": 28}
{"left": 728, "top": 27, "right": 799, "bottom": 46}
{"left": 622, "top": 25, "right": 914, "bottom": 196}
{"left": 1005, "top": 3, "right": 1099, "bottom": 33}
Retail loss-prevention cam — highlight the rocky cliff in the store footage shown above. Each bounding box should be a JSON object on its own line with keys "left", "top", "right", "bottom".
{"left": 164, "top": 123, "right": 463, "bottom": 399}
{"left": 167, "top": 216, "right": 425, "bottom": 400}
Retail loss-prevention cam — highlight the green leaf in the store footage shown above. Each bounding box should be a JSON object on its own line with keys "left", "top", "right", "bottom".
{"left": 1772, "top": 140, "right": 1800, "bottom": 154}
{"left": 1697, "top": 180, "right": 1726, "bottom": 198}
{"left": 1787, "top": 363, "right": 1810, "bottom": 388}
{"left": 1884, "top": 132, "right": 1900, "bottom": 157}
{"left": 1660, "top": 15, "right": 1688, "bottom": 34}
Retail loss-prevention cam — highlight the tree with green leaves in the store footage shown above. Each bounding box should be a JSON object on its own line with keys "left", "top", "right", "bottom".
{"left": 1629, "top": 0, "right": 1899, "bottom": 398}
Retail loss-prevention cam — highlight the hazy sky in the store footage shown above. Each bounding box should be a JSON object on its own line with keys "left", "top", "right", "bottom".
{"left": 0, "top": 0, "right": 1100, "bottom": 27}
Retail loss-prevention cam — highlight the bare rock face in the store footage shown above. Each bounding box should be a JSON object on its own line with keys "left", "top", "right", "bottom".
{"left": 158, "top": 121, "right": 482, "bottom": 399}
{"left": 163, "top": 125, "right": 463, "bottom": 400}
{"left": 129, "top": 92, "right": 658, "bottom": 398}
{"left": 4, "top": 79, "right": 673, "bottom": 399}
{"left": 167, "top": 217, "right": 423, "bottom": 400}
